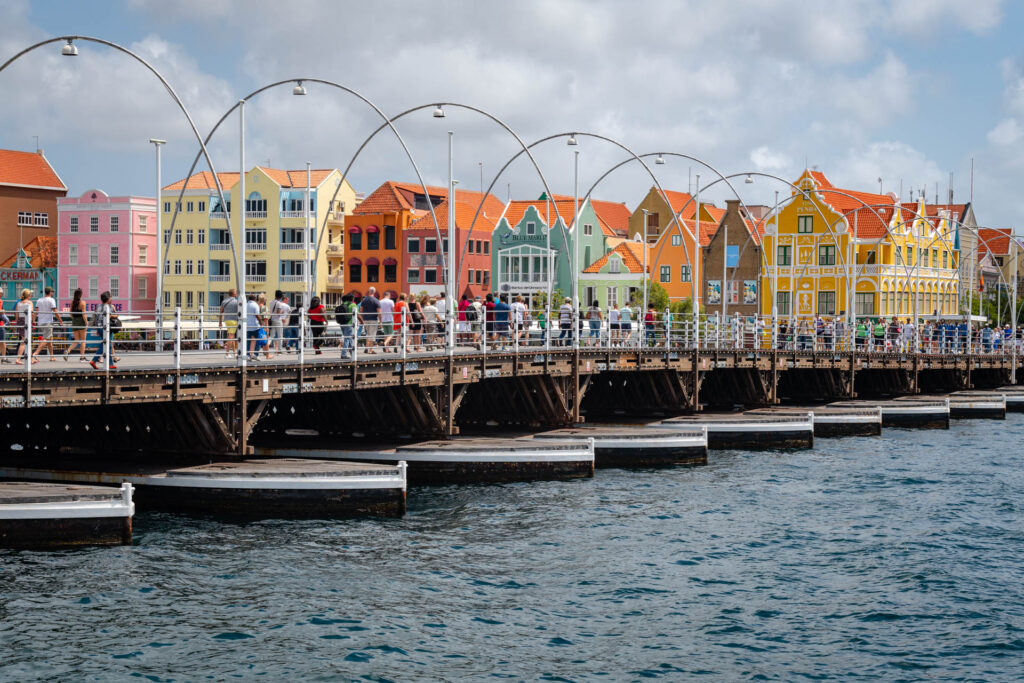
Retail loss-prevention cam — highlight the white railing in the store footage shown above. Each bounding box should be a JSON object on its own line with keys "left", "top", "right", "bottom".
{"left": 209, "top": 243, "right": 232, "bottom": 251}
{"left": 245, "top": 210, "right": 267, "bottom": 219}
{"left": 279, "top": 274, "right": 305, "bottom": 282}
{"left": 210, "top": 274, "right": 231, "bottom": 282}
{"left": 210, "top": 211, "right": 227, "bottom": 219}
{"left": 326, "top": 244, "right": 343, "bottom": 253}
{"left": 245, "top": 243, "right": 267, "bottom": 251}
{"left": 281, "top": 211, "right": 305, "bottom": 218}
{"left": 245, "top": 274, "right": 267, "bottom": 283}
{"left": 280, "top": 243, "right": 308, "bottom": 251}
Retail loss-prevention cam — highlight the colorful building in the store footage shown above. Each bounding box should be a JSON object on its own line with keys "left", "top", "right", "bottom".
{"left": 160, "top": 167, "right": 355, "bottom": 310}
{"left": 57, "top": 189, "right": 157, "bottom": 313}
{"left": 0, "top": 149, "right": 67, "bottom": 264}
{"left": 759, "top": 171, "right": 960, "bottom": 321}
{"left": 0, "top": 236, "right": 57, "bottom": 310}
{"left": 702, "top": 199, "right": 764, "bottom": 316}
{"left": 580, "top": 241, "right": 647, "bottom": 308}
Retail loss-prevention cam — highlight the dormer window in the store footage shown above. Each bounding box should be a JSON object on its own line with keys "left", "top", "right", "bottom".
{"left": 526, "top": 221, "right": 536, "bottom": 235}
{"left": 609, "top": 257, "right": 621, "bottom": 274}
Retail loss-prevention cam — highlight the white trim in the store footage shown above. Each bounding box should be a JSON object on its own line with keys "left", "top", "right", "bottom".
{"left": 261, "top": 446, "right": 594, "bottom": 464}
{"left": 656, "top": 417, "right": 813, "bottom": 433}
{"left": 0, "top": 499, "right": 132, "bottom": 520}
{"left": 0, "top": 181, "right": 66, "bottom": 192}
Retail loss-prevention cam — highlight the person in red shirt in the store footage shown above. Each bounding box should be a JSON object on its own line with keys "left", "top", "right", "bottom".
{"left": 308, "top": 296, "right": 327, "bottom": 355}
{"left": 484, "top": 293, "right": 496, "bottom": 342}
{"left": 394, "top": 293, "right": 408, "bottom": 349}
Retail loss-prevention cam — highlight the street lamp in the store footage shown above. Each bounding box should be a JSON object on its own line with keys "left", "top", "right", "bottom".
{"left": 149, "top": 138, "right": 166, "bottom": 348}
{"left": 292, "top": 80, "right": 307, "bottom": 96}
{"left": 640, "top": 210, "right": 649, "bottom": 341}
{"left": 61, "top": 39, "right": 77, "bottom": 56}
{"left": 433, "top": 105, "right": 445, "bottom": 118}
{"left": 655, "top": 154, "right": 665, "bottom": 165}
{"left": 567, "top": 133, "right": 578, "bottom": 146}
{"left": 745, "top": 174, "right": 754, "bottom": 184}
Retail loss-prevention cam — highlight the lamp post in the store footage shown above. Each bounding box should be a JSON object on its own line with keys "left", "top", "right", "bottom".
{"left": 693, "top": 173, "right": 701, "bottom": 347}
{"left": 641, "top": 209, "right": 649, "bottom": 326}
{"left": 570, "top": 139, "right": 580, "bottom": 308}
{"left": 305, "top": 160, "right": 311, "bottom": 307}
{"left": 149, "top": 137, "right": 166, "bottom": 349}
{"left": 448, "top": 130, "right": 457, "bottom": 353}
{"left": 237, "top": 99, "right": 246, "bottom": 368}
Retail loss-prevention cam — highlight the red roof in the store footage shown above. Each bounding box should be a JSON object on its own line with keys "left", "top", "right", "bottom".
{"left": 804, "top": 171, "right": 896, "bottom": 240}
{"left": 501, "top": 198, "right": 578, "bottom": 230}
{"left": 0, "top": 236, "right": 58, "bottom": 268}
{"left": 977, "top": 228, "right": 1012, "bottom": 257}
{"left": 525, "top": 194, "right": 630, "bottom": 236}
{"left": 163, "top": 171, "right": 240, "bottom": 192}
{"left": 583, "top": 241, "right": 647, "bottom": 274}
{"left": 0, "top": 149, "right": 66, "bottom": 191}
{"left": 408, "top": 199, "right": 498, "bottom": 233}
{"left": 256, "top": 167, "right": 336, "bottom": 188}
{"left": 353, "top": 180, "right": 503, "bottom": 220}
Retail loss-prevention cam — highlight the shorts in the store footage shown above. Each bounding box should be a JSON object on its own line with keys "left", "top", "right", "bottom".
{"left": 37, "top": 324, "right": 53, "bottom": 340}
{"left": 225, "top": 320, "right": 238, "bottom": 338}
{"left": 362, "top": 320, "right": 379, "bottom": 342}
{"left": 381, "top": 322, "right": 394, "bottom": 335}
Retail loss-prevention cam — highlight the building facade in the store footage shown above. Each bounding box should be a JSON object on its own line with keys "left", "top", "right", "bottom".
{"left": 702, "top": 199, "right": 763, "bottom": 317}
{"left": 57, "top": 189, "right": 158, "bottom": 312}
{"left": 580, "top": 241, "right": 646, "bottom": 308}
{"left": 0, "top": 237, "right": 57, "bottom": 310}
{"left": 0, "top": 149, "right": 67, "bottom": 265}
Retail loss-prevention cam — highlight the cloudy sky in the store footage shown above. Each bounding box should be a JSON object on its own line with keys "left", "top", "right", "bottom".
{"left": 1, "top": 0, "right": 1021, "bottom": 229}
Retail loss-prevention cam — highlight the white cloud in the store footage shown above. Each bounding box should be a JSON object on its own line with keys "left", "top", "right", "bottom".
{"left": 750, "top": 146, "right": 791, "bottom": 172}
{"left": 987, "top": 118, "right": 1023, "bottom": 146}
{"left": 890, "top": 0, "right": 1003, "bottom": 34}
{"left": 833, "top": 141, "right": 944, "bottom": 201}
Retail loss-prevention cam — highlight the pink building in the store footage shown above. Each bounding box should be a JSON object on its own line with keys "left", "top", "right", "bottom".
{"left": 57, "top": 189, "right": 158, "bottom": 313}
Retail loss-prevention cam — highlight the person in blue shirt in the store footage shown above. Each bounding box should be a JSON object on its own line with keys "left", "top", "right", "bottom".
{"left": 493, "top": 293, "right": 512, "bottom": 348}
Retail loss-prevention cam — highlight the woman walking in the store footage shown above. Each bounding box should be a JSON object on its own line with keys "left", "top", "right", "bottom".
{"left": 65, "top": 288, "right": 89, "bottom": 361}
{"left": 14, "top": 289, "right": 36, "bottom": 365}
{"left": 308, "top": 296, "right": 327, "bottom": 354}
{"left": 89, "top": 291, "right": 118, "bottom": 370}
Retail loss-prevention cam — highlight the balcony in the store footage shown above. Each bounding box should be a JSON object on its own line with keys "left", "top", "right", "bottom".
{"left": 280, "top": 274, "right": 306, "bottom": 283}
{"left": 210, "top": 211, "right": 227, "bottom": 220}
{"left": 280, "top": 242, "right": 309, "bottom": 251}
{"left": 326, "top": 243, "right": 343, "bottom": 254}
{"left": 245, "top": 274, "right": 267, "bottom": 283}
{"left": 209, "top": 243, "right": 232, "bottom": 251}
{"left": 327, "top": 274, "right": 345, "bottom": 288}
{"left": 281, "top": 210, "right": 305, "bottom": 218}
{"left": 245, "top": 210, "right": 267, "bottom": 219}
{"left": 210, "top": 274, "right": 232, "bottom": 282}
{"left": 245, "top": 242, "right": 267, "bottom": 252}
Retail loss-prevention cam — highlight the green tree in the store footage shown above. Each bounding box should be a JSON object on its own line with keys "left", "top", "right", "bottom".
{"left": 630, "top": 280, "right": 670, "bottom": 312}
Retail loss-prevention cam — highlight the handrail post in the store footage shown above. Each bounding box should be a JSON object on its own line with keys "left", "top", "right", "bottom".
{"left": 103, "top": 308, "right": 110, "bottom": 372}
{"left": 514, "top": 317, "right": 520, "bottom": 354}
{"left": 239, "top": 308, "right": 247, "bottom": 368}
{"left": 401, "top": 306, "right": 408, "bottom": 361}
{"left": 545, "top": 300, "right": 551, "bottom": 352}
{"left": 26, "top": 311, "right": 32, "bottom": 376}
{"left": 298, "top": 307, "right": 306, "bottom": 367}
{"left": 665, "top": 310, "right": 671, "bottom": 350}
{"left": 174, "top": 306, "right": 181, "bottom": 371}
{"left": 198, "top": 305, "right": 205, "bottom": 352}
{"left": 572, "top": 307, "right": 579, "bottom": 350}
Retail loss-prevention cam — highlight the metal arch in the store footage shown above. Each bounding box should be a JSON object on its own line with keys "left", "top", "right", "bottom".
{"left": 164, "top": 78, "right": 446, "bottom": 299}
{"left": 0, "top": 35, "right": 235, "bottom": 292}
{"left": 312, "top": 102, "right": 568, "bottom": 300}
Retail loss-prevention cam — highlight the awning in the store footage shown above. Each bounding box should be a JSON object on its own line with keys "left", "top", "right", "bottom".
{"left": 347, "top": 257, "right": 361, "bottom": 265}
{"left": 364, "top": 224, "right": 380, "bottom": 233}
{"left": 347, "top": 225, "right": 362, "bottom": 233}
{"left": 383, "top": 257, "right": 397, "bottom": 266}
{"left": 365, "top": 257, "right": 380, "bottom": 266}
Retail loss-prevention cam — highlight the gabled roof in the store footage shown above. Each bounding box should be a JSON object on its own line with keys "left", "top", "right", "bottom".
{"left": 0, "top": 236, "right": 58, "bottom": 269}
{"left": 163, "top": 171, "right": 241, "bottom": 192}
{"left": 544, "top": 194, "right": 629, "bottom": 236}
{"left": 802, "top": 171, "right": 896, "bottom": 240}
{"left": 0, "top": 149, "right": 66, "bottom": 191}
{"left": 353, "top": 180, "right": 503, "bottom": 220}
{"left": 408, "top": 199, "right": 498, "bottom": 233}
{"left": 255, "top": 167, "right": 336, "bottom": 188}
{"left": 583, "top": 241, "right": 647, "bottom": 274}
{"left": 977, "top": 228, "right": 1012, "bottom": 257}
{"left": 501, "top": 198, "right": 577, "bottom": 230}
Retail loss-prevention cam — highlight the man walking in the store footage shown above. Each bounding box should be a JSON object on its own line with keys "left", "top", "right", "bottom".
{"left": 219, "top": 288, "right": 240, "bottom": 358}
{"left": 269, "top": 290, "right": 290, "bottom": 354}
{"left": 34, "top": 287, "right": 62, "bottom": 361}
{"left": 358, "top": 286, "right": 381, "bottom": 353}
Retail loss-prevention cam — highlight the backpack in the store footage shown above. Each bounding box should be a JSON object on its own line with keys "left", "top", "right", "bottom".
{"left": 335, "top": 302, "right": 355, "bottom": 326}
{"left": 465, "top": 305, "right": 478, "bottom": 321}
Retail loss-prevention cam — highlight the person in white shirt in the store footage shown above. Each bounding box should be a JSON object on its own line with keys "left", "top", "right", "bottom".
{"left": 511, "top": 295, "right": 528, "bottom": 342}
{"left": 608, "top": 304, "right": 620, "bottom": 346}
{"left": 901, "top": 319, "right": 917, "bottom": 352}
{"left": 245, "top": 294, "right": 262, "bottom": 360}
{"left": 269, "top": 290, "right": 291, "bottom": 353}
{"left": 34, "top": 287, "right": 62, "bottom": 361}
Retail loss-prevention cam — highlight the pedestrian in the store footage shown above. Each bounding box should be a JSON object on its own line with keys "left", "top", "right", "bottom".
{"left": 379, "top": 291, "right": 395, "bottom": 351}
{"left": 394, "top": 293, "right": 409, "bottom": 346}
{"left": 335, "top": 293, "right": 357, "bottom": 359}
{"left": 284, "top": 302, "right": 300, "bottom": 352}
{"left": 256, "top": 293, "right": 273, "bottom": 359}
{"left": 558, "top": 297, "right": 573, "bottom": 346}
{"left": 469, "top": 296, "right": 484, "bottom": 346}
{"left": 65, "top": 288, "right": 89, "bottom": 361}
{"left": 644, "top": 305, "right": 656, "bottom": 346}
{"left": 269, "top": 290, "right": 290, "bottom": 354}
{"left": 512, "top": 294, "right": 529, "bottom": 343}
{"left": 484, "top": 293, "right": 496, "bottom": 342}
{"left": 493, "top": 293, "right": 512, "bottom": 348}
{"left": 89, "top": 291, "right": 118, "bottom": 370}
{"left": 219, "top": 288, "right": 240, "bottom": 358}
{"left": 435, "top": 291, "right": 448, "bottom": 342}
{"left": 359, "top": 286, "right": 381, "bottom": 353}
{"left": 0, "top": 306, "right": 8, "bottom": 363}
{"left": 409, "top": 298, "right": 424, "bottom": 351}
{"left": 588, "top": 300, "right": 603, "bottom": 346}
{"left": 244, "top": 293, "right": 262, "bottom": 360}
{"left": 33, "top": 287, "right": 61, "bottom": 361}
{"left": 619, "top": 301, "right": 633, "bottom": 345}
{"left": 308, "top": 296, "right": 327, "bottom": 354}
{"left": 14, "top": 289, "right": 36, "bottom": 365}
{"left": 608, "top": 302, "right": 620, "bottom": 346}
{"left": 423, "top": 297, "right": 439, "bottom": 347}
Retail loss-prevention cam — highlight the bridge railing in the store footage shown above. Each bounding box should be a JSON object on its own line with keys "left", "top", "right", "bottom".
{"left": 1, "top": 305, "right": 1020, "bottom": 369}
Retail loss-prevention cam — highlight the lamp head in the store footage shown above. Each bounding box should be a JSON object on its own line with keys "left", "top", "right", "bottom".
{"left": 655, "top": 154, "right": 665, "bottom": 165}
{"left": 432, "top": 105, "right": 445, "bottom": 118}
{"left": 149, "top": 138, "right": 167, "bottom": 146}
{"left": 567, "top": 133, "right": 578, "bottom": 146}
{"left": 61, "top": 39, "right": 78, "bottom": 56}
{"left": 292, "top": 80, "right": 307, "bottom": 96}
{"left": 745, "top": 174, "right": 754, "bottom": 184}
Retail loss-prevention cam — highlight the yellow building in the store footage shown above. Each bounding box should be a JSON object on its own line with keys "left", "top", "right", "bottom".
{"left": 161, "top": 167, "right": 356, "bottom": 310}
{"left": 760, "top": 171, "right": 959, "bottom": 321}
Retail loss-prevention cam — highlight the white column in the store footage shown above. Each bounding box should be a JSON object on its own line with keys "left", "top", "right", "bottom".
{"left": 238, "top": 99, "right": 247, "bottom": 368}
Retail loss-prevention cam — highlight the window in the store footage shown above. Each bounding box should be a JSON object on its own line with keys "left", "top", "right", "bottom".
{"left": 777, "top": 245, "right": 792, "bottom": 266}
{"left": 174, "top": 229, "right": 182, "bottom": 244}
{"left": 198, "top": 229, "right": 206, "bottom": 245}
{"left": 109, "top": 245, "right": 119, "bottom": 265}
{"left": 797, "top": 216, "right": 813, "bottom": 233}
{"left": 384, "top": 263, "right": 397, "bottom": 282}
{"left": 174, "top": 259, "right": 182, "bottom": 275}
{"left": 197, "top": 260, "right": 205, "bottom": 275}
{"left": 609, "top": 257, "right": 621, "bottom": 274}
{"left": 110, "top": 216, "right": 119, "bottom": 232}
{"left": 855, "top": 292, "right": 875, "bottom": 316}
{"left": 139, "top": 215, "right": 147, "bottom": 232}
{"left": 349, "top": 231, "right": 362, "bottom": 250}
{"left": 175, "top": 291, "right": 182, "bottom": 308}
{"left": 163, "top": 202, "right": 171, "bottom": 213}
{"left": 69, "top": 216, "right": 78, "bottom": 233}
{"left": 90, "top": 216, "right": 99, "bottom": 232}
{"left": 407, "top": 238, "right": 420, "bottom": 253}
{"left": 68, "top": 276, "right": 78, "bottom": 294}
{"left": 384, "top": 225, "right": 396, "bottom": 250}
{"left": 942, "top": 252, "right": 948, "bottom": 269}
{"left": 408, "top": 269, "right": 420, "bottom": 284}
{"left": 424, "top": 269, "right": 438, "bottom": 284}
{"left": 186, "top": 201, "right": 194, "bottom": 213}
{"left": 367, "top": 264, "right": 379, "bottom": 282}
{"left": 776, "top": 291, "right": 791, "bottom": 315}
{"left": 659, "top": 265, "right": 671, "bottom": 283}
{"left": 138, "top": 244, "right": 147, "bottom": 264}
{"left": 109, "top": 277, "right": 120, "bottom": 298}
{"left": 186, "top": 291, "right": 193, "bottom": 309}
{"left": 483, "top": 241, "right": 489, "bottom": 255}
{"left": 671, "top": 234, "right": 681, "bottom": 246}
{"left": 137, "top": 277, "right": 147, "bottom": 299}
{"left": 932, "top": 249, "right": 937, "bottom": 268}
{"left": 367, "top": 231, "right": 380, "bottom": 250}
{"left": 607, "top": 286, "right": 618, "bottom": 308}
{"left": 483, "top": 271, "right": 490, "bottom": 285}
{"left": 185, "top": 259, "right": 194, "bottom": 275}
{"left": 727, "top": 280, "right": 739, "bottom": 304}
{"left": 906, "top": 245, "right": 912, "bottom": 266}
{"left": 817, "top": 290, "right": 836, "bottom": 315}
{"left": 163, "top": 261, "right": 170, "bottom": 275}
{"left": 442, "top": 238, "right": 449, "bottom": 253}
{"left": 583, "top": 223, "right": 593, "bottom": 236}
{"left": 680, "top": 265, "right": 691, "bottom": 282}
{"left": 425, "top": 238, "right": 437, "bottom": 253}
{"left": 88, "top": 276, "right": 99, "bottom": 298}
{"left": 467, "top": 240, "right": 475, "bottom": 254}
{"left": 198, "top": 291, "right": 205, "bottom": 307}
{"left": 186, "top": 229, "right": 194, "bottom": 245}
{"left": 164, "top": 229, "right": 171, "bottom": 245}
{"left": 175, "top": 202, "right": 182, "bottom": 212}
{"left": 164, "top": 291, "right": 171, "bottom": 307}
{"left": 817, "top": 245, "right": 836, "bottom": 265}
{"left": 89, "top": 245, "right": 99, "bottom": 265}
{"left": 68, "top": 244, "right": 78, "bottom": 265}
{"left": 349, "top": 264, "right": 361, "bottom": 282}
{"left": 17, "top": 211, "right": 32, "bottom": 226}
{"left": 526, "top": 221, "right": 536, "bottom": 235}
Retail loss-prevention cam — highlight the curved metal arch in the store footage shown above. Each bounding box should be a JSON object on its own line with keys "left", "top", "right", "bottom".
{"left": 165, "top": 78, "right": 447, "bottom": 299}
{"left": 0, "top": 35, "right": 234, "bottom": 305}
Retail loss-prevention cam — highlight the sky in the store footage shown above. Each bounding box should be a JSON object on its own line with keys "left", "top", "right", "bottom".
{"left": 1, "top": 0, "right": 1022, "bottom": 230}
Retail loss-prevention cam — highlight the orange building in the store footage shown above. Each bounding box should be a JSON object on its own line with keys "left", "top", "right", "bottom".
{"left": 0, "top": 149, "right": 67, "bottom": 263}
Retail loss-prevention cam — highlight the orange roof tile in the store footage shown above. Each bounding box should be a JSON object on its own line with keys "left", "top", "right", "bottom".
{"left": 583, "top": 241, "right": 647, "bottom": 274}
{"left": 0, "top": 236, "right": 58, "bottom": 268}
{"left": 501, "top": 198, "right": 578, "bottom": 231}
{"left": 353, "top": 180, "right": 503, "bottom": 220}
{"left": 408, "top": 199, "right": 499, "bottom": 233}
{"left": 0, "top": 149, "right": 66, "bottom": 191}
{"left": 162, "top": 171, "right": 240, "bottom": 192}
{"left": 256, "top": 167, "right": 336, "bottom": 188}
{"left": 805, "top": 172, "right": 896, "bottom": 240}
{"left": 524, "top": 194, "right": 629, "bottom": 236}
{"left": 977, "top": 228, "right": 1012, "bottom": 256}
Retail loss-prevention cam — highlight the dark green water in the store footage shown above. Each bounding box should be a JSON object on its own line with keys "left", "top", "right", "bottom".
{"left": 2, "top": 417, "right": 1023, "bottom": 680}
